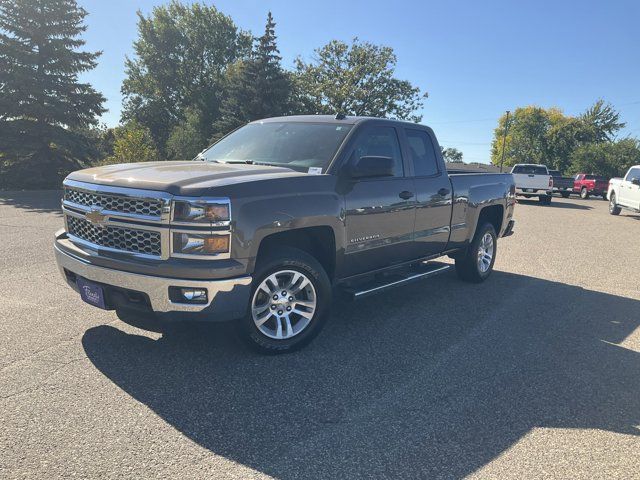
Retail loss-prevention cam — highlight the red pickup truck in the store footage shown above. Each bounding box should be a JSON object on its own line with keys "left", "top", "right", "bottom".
{"left": 573, "top": 174, "right": 609, "bottom": 199}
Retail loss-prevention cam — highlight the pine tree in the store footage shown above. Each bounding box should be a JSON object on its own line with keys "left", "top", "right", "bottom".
{"left": 213, "top": 12, "right": 293, "bottom": 139}
{"left": 0, "top": 0, "right": 105, "bottom": 188}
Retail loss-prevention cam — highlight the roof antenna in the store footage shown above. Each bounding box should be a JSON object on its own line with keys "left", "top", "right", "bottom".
{"left": 334, "top": 112, "right": 346, "bottom": 120}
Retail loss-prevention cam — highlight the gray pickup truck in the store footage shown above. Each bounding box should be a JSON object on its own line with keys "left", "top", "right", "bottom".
{"left": 55, "top": 115, "right": 516, "bottom": 353}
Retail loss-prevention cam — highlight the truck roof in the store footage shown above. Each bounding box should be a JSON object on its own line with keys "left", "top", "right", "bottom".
{"left": 251, "top": 114, "right": 425, "bottom": 128}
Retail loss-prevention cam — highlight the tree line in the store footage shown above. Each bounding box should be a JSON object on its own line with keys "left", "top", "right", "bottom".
{"left": 490, "top": 101, "right": 640, "bottom": 178}
{"left": 0, "top": 0, "right": 426, "bottom": 188}
{"left": 1, "top": 0, "right": 638, "bottom": 189}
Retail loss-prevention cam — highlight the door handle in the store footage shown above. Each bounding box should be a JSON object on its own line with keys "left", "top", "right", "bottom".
{"left": 438, "top": 188, "right": 450, "bottom": 196}
{"left": 399, "top": 191, "right": 414, "bottom": 200}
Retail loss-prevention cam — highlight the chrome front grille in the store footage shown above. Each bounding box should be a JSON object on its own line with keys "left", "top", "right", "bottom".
{"left": 64, "top": 187, "right": 163, "bottom": 218}
{"left": 67, "top": 216, "right": 162, "bottom": 257}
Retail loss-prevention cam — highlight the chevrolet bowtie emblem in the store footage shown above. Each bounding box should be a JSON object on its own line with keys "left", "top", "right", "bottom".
{"left": 85, "top": 208, "right": 107, "bottom": 226}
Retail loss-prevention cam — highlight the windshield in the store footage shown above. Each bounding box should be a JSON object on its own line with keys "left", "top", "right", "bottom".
{"left": 200, "top": 122, "right": 353, "bottom": 172}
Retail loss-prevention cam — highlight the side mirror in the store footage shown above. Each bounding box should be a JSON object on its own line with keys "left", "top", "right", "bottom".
{"left": 349, "top": 156, "right": 395, "bottom": 179}
{"left": 631, "top": 178, "right": 640, "bottom": 186}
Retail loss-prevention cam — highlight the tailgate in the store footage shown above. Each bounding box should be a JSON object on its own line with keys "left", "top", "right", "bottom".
{"left": 554, "top": 178, "right": 573, "bottom": 188}
{"left": 595, "top": 180, "right": 608, "bottom": 190}
{"left": 513, "top": 173, "right": 549, "bottom": 189}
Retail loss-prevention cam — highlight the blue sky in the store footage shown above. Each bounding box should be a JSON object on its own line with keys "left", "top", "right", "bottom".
{"left": 78, "top": 0, "right": 640, "bottom": 164}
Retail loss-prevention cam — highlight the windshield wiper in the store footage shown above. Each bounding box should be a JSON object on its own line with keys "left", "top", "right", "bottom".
{"left": 218, "top": 159, "right": 283, "bottom": 168}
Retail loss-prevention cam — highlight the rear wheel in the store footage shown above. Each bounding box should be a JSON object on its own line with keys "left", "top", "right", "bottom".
{"left": 580, "top": 187, "right": 589, "bottom": 199}
{"left": 609, "top": 193, "right": 621, "bottom": 215}
{"left": 538, "top": 195, "right": 552, "bottom": 205}
{"left": 455, "top": 223, "right": 497, "bottom": 283}
{"left": 561, "top": 191, "right": 570, "bottom": 198}
{"left": 238, "top": 247, "right": 331, "bottom": 354}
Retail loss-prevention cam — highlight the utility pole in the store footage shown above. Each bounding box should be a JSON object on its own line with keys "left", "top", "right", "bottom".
{"left": 499, "top": 110, "right": 511, "bottom": 173}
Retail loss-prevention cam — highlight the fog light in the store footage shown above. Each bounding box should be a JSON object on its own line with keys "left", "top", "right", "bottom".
{"left": 180, "top": 288, "right": 207, "bottom": 303}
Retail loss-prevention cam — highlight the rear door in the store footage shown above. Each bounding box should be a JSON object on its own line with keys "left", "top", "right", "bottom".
{"left": 341, "top": 124, "right": 416, "bottom": 277}
{"left": 402, "top": 127, "right": 453, "bottom": 257}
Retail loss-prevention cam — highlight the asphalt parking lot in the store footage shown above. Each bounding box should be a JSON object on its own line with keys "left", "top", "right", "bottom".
{"left": 1, "top": 191, "right": 639, "bottom": 479}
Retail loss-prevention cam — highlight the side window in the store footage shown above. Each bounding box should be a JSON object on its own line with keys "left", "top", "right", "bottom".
{"left": 406, "top": 129, "right": 439, "bottom": 177}
{"left": 351, "top": 126, "right": 404, "bottom": 177}
{"left": 626, "top": 168, "right": 640, "bottom": 181}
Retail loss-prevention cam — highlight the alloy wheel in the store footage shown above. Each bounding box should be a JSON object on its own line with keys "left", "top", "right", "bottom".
{"left": 251, "top": 270, "right": 317, "bottom": 340}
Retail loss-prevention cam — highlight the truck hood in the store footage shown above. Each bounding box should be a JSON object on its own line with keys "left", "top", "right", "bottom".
{"left": 66, "top": 161, "right": 307, "bottom": 195}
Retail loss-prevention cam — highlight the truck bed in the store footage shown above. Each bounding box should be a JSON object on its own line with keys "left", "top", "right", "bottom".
{"left": 447, "top": 172, "right": 516, "bottom": 248}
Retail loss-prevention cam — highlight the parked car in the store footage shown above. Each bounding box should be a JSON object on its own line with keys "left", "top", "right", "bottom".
{"left": 510, "top": 163, "right": 553, "bottom": 204}
{"left": 573, "top": 174, "right": 608, "bottom": 199}
{"left": 54, "top": 115, "right": 516, "bottom": 353}
{"left": 608, "top": 165, "right": 640, "bottom": 215}
{"left": 548, "top": 170, "right": 573, "bottom": 198}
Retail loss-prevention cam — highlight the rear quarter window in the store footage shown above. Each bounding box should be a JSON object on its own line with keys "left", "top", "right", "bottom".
{"left": 405, "top": 129, "right": 439, "bottom": 177}
{"left": 511, "top": 165, "right": 548, "bottom": 175}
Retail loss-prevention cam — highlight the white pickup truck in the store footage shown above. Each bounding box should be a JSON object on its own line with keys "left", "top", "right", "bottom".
{"left": 608, "top": 165, "right": 640, "bottom": 215}
{"left": 510, "top": 164, "right": 553, "bottom": 205}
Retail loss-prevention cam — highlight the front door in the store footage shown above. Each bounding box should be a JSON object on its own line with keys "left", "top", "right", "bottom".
{"left": 342, "top": 125, "right": 416, "bottom": 277}
{"left": 621, "top": 167, "right": 640, "bottom": 208}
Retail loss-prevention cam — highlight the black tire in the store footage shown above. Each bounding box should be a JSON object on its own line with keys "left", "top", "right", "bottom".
{"left": 609, "top": 193, "right": 621, "bottom": 215}
{"left": 560, "top": 191, "right": 570, "bottom": 198}
{"left": 601, "top": 193, "right": 608, "bottom": 200}
{"left": 455, "top": 223, "right": 497, "bottom": 283}
{"left": 580, "top": 187, "right": 589, "bottom": 199}
{"left": 538, "top": 195, "right": 551, "bottom": 205}
{"left": 238, "top": 247, "right": 331, "bottom": 354}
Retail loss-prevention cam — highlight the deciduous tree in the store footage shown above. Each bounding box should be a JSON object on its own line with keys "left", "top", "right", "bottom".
{"left": 102, "top": 121, "right": 159, "bottom": 165}
{"left": 569, "top": 139, "right": 640, "bottom": 178}
{"left": 294, "top": 39, "right": 427, "bottom": 121}
{"left": 490, "top": 102, "right": 627, "bottom": 172}
{"left": 121, "top": 1, "right": 251, "bottom": 155}
{"left": 441, "top": 147, "right": 463, "bottom": 163}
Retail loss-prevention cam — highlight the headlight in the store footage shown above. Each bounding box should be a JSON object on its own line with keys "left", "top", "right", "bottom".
{"left": 173, "top": 232, "right": 230, "bottom": 255}
{"left": 173, "top": 200, "right": 229, "bottom": 224}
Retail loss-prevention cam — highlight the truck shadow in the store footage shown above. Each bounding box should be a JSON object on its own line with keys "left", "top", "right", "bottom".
{"left": 82, "top": 271, "right": 640, "bottom": 478}
{"left": 518, "top": 198, "right": 593, "bottom": 210}
{"left": 0, "top": 190, "right": 63, "bottom": 215}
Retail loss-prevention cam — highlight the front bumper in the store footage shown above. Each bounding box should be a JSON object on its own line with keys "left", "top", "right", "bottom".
{"left": 515, "top": 188, "right": 552, "bottom": 195}
{"left": 55, "top": 243, "right": 252, "bottom": 321}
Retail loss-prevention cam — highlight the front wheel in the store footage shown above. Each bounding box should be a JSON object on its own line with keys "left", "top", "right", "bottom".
{"left": 238, "top": 247, "right": 331, "bottom": 354}
{"left": 580, "top": 187, "right": 589, "bottom": 199}
{"left": 455, "top": 223, "right": 497, "bottom": 283}
{"left": 609, "top": 193, "right": 621, "bottom": 215}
